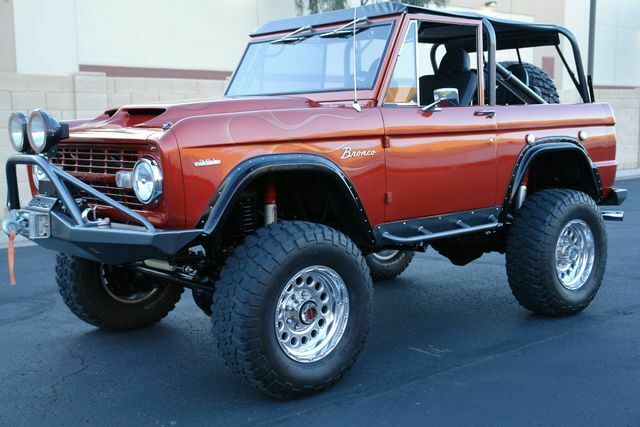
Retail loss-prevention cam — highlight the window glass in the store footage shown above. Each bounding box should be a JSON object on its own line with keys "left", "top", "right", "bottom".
{"left": 384, "top": 21, "right": 481, "bottom": 106}
{"left": 384, "top": 21, "right": 418, "bottom": 105}
{"left": 227, "top": 24, "right": 392, "bottom": 97}
{"left": 416, "top": 21, "right": 480, "bottom": 107}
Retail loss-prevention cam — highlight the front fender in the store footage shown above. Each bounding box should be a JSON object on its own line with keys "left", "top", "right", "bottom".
{"left": 196, "top": 153, "right": 376, "bottom": 246}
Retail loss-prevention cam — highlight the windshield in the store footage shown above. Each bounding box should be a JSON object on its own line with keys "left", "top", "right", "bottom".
{"left": 226, "top": 23, "right": 393, "bottom": 97}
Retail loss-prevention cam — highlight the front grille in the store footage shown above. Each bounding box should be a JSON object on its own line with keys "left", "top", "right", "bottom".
{"left": 50, "top": 144, "right": 150, "bottom": 211}
{"left": 52, "top": 146, "right": 139, "bottom": 174}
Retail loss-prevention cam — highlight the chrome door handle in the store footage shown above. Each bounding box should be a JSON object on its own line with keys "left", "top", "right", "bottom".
{"left": 474, "top": 109, "right": 496, "bottom": 118}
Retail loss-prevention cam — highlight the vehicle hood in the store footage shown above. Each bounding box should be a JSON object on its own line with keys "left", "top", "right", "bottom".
{"left": 67, "top": 96, "right": 321, "bottom": 141}
{"left": 66, "top": 95, "right": 382, "bottom": 148}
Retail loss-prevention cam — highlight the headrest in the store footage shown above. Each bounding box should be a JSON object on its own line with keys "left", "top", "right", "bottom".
{"left": 439, "top": 47, "right": 470, "bottom": 73}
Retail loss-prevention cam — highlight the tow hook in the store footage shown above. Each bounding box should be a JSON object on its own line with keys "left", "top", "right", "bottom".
{"left": 2, "top": 215, "right": 27, "bottom": 236}
{"left": 81, "top": 206, "right": 111, "bottom": 228}
{"left": 2, "top": 209, "right": 50, "bottom": 239}
{"left": 1, "top": 215, "right": 22, "bottom": 285}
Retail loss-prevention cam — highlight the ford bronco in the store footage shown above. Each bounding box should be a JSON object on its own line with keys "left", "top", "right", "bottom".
{"left": 4, "top": 2, "right": 627, "bottom": 398}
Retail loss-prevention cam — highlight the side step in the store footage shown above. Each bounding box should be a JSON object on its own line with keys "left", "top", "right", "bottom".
{"left": 376, "top": 207, "right": 502, "bottom": 245}
{"left": 382, "top": 222, "right": 499, "bottom": 244}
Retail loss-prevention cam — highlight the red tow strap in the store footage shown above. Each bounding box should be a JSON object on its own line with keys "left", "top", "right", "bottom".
{"left": 8, "top": 231, "right": 16, "bottom": 285}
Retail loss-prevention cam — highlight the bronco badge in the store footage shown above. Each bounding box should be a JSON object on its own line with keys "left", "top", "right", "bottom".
{"left": 339, "top": 147, "right": 376, "bottom": 160}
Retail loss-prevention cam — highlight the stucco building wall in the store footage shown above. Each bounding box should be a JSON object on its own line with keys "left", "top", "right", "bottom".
{"left": 0, "top": 72, "right": 228, "bottom": 207}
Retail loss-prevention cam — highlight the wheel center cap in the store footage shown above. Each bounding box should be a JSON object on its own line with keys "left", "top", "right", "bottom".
{"left": 299, "top": 301, "right": 318, "bottom": 325}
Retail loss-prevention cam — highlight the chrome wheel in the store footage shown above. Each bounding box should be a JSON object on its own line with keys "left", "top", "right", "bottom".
{"left": 100, "top": 265, "right": 158, "bottom": 304}
{"left": 372, "top": 249, "right": 400, "bottom": 261}
{"left": 275, "top": 266, "right": 349, "bottom": 363}
{"left": 555, "top": 219, "right": 595, "bottom": 290}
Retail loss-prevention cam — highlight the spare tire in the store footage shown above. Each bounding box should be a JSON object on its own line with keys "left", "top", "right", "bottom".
{"left": 499, "top": 61, "right": 560, "bottom": 104}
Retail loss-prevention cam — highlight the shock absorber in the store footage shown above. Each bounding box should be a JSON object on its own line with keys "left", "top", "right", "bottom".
{"left": 264, "top": 178, "right": 277, "bottom": 226}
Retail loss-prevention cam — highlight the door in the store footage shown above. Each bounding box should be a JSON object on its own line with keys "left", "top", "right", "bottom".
{"left": 379, "top": 19, "right": 497, "bottom": 222}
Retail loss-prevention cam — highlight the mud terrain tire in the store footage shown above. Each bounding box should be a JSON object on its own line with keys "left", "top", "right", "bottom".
{"left": 365, "top": 250, "right": 414, "bottom": 281}
{"left": 56, "top": 254, "right": 183, "bottom": 331}
{"left": 212, "top": 221, "right": 373, "bottom": 399}
{"left": 506, "top": 189, "right": 607, "bottom": 317}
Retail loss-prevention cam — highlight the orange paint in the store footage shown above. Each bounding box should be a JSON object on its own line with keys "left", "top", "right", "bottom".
{"left": 28, "top": 12, "right": 616, "bottom": 233}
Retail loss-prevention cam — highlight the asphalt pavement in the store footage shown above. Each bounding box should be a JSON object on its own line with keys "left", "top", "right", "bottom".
{"left": 1, "top": 179, "right": 639, "bottom": 426}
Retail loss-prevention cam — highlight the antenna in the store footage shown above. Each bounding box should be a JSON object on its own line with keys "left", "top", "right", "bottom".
{"left": 352, "top": 6, "right": 361, "bottom": 112}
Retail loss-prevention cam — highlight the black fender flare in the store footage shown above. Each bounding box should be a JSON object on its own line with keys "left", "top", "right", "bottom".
{"left": 196, "top": 153, "right": 376, "bottom": 245}
{"left": 501, "top": 136, "right": 603, "bottom": 216}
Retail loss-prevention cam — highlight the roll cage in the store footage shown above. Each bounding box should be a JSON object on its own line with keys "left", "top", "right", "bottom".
{"left": 250, "top": 2, "right": 592, "bottom": 105}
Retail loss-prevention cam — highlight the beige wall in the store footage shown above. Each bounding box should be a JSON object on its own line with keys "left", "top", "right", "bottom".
{"left": 593, "top": 0, "right": 640, "bottom": 86}
{"left": 0, "top": 0, "right": 17, "bottom": 73}
{"left": 8, "top": 0, "right": 297, "bottom": 76}
{"left": 598, "top": 88, "right": 640, "bottom": 170}
{"left": 563, "top": 87, "right": 640, "bottom": 170}
{"left": 0, "top": 72, "right": 228, "bottom": 208}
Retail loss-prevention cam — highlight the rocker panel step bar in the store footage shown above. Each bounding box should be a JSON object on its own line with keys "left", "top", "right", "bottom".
{"left": 375, "top": 206, "right": 501, "bottom": 245}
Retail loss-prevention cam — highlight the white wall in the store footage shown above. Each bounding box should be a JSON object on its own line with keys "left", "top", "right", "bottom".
{"left": 12, "top": 0, "right": 79, "bottom": 75}
{"left": 75, "top": 0, "right": 294, "bottom": 72}
{"left": 0, "top": 0, "right": 17, "bottom": 72}
{"left": 8, "top": 0, "right": 640, "bottom": 88}
{"left": 594, "top": 0, "right": 640, "bottom": 86}
{"left": 10, "top": 0, "right": 296, "bottom": 76}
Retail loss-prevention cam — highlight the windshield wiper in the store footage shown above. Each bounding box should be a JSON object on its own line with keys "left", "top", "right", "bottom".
{"left": 319, "top": 17, "right": 369, "bottom": 38}
{"left": 270, "top": 26, "right": 315, "bottom": 44}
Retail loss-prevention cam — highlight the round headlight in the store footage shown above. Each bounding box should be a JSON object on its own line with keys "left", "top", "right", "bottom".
{"left": 31, "top": 165, "right": 48, "bottom": 189}
{"left": 132, "top": 157, "right": 163, "bottom": 205}
{"left": 8, "top": 112, "right": 28, "bottom": 152}
{"left": 27, "top": 109, "right": 68, "bottom": 154}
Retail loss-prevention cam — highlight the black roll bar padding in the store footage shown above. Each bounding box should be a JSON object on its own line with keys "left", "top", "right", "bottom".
{"left": 482, "top": 18, "right": 497, "bottom": 106}
{"left": 5, "top": 154, "right": 155, "bottom": 232}
{"left": 555, "top": 44, "right": 581, "bottom": 92}
{"left": 496, "top": 62, "right": 547, "bottom": 104}
{"left": 556, "top": 27, "right": 591, "bottom": 103}
{"left": 430, "top": 43, "right": 440, "bottom": 73}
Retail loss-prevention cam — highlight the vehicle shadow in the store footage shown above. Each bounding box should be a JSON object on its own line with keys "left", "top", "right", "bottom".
{"left": 45, "top": 251, "right": 615, "bottom": 425}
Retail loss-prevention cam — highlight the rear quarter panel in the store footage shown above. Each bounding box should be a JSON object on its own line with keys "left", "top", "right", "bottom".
{"left": 494, "top": 102, "right": 616, "bottom": 202}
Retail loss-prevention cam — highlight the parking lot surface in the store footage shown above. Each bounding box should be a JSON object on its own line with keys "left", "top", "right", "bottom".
{"left": 1, "top": 179, "right": 638, "bottom": 426}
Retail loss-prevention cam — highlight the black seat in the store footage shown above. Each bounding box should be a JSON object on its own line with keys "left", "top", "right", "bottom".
{"left": 419, "top": 47, "right": 477, "bottom": 106}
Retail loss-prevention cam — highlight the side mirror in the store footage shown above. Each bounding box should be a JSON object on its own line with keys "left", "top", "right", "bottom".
{"left": 421, "top": 88, "right": 460, "bottom": 112}
{"left": 434, "top": 88, "right": 459, "bottom": 106}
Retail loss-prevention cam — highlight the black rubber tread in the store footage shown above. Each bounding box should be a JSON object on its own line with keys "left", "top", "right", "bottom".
{"left": 365, "top": 250, "right": 415, "bottom": 281}
{"left": 55, "top": 254, "right": 183, "bottom": 331}
{"left": 505, "top": 189, "right": 607, "bottom": 317}
{"left": 500, "top": 61, "right": 560, "bottom": 104}
{"left": 211, "top": 221, "right": 373, "bottom": 399}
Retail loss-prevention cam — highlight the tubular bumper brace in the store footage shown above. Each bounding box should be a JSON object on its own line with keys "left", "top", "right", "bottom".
{"left": 3, "top": 155, "right": 201, "bottom": 264}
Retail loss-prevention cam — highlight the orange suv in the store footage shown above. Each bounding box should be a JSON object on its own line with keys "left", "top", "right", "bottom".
{"left": 4, "top": 2, "right": 626, "bottom": 398}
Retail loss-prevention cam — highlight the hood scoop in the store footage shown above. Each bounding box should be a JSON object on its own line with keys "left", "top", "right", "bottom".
{"left": 120, "top": 108, "right": 167, "bottom": 127}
